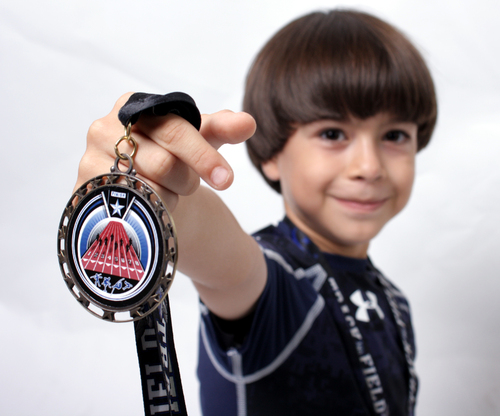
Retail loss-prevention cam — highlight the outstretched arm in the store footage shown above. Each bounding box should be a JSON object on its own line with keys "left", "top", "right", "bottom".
{"left": 75, "top": 93, "right": 267, "bottom": 320}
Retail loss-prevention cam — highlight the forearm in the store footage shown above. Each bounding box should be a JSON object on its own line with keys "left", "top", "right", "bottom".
{"left": 173, "top": 185, "right": 267, "bottom": 319}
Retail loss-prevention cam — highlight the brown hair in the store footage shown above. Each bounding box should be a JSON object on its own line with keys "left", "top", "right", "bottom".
{"left": 243, "top": 10, "right": 437, "bottom": 193}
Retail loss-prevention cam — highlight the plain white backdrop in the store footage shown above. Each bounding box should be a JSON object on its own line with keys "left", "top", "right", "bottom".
{"left": 1, "top": 0, "right": 499, "bottom": 414}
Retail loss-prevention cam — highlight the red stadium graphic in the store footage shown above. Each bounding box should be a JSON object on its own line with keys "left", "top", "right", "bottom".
{"left": 80, "top": 220, "right": 145, "bottom": 281}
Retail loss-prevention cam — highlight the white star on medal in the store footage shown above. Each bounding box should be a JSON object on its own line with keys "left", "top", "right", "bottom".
{"left": 111, "top": 200, "right": 125, "bottom": 216}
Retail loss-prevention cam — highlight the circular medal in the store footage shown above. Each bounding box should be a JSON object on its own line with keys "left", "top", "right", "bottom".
{"left": 57, "top": 92, "right": 201, "bottom": 323}
{"left": 57, "top": 158, "right": 177, "bottom": 323}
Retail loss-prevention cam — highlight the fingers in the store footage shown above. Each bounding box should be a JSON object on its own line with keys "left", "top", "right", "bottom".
{"left": 127, "top": 127, "right": 202, "bottom": 194}
{"left": 199, "top": 110, "right": 257, "bottom": 149}
{"left": 138, "top": 110, "right": 255, "bottom": 191}
{"left": 75, "top": 94, "right": 256, "bottom": 210}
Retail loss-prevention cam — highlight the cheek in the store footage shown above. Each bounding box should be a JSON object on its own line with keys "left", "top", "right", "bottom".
{"left": 394, "top": 162, "right": 415, "bottom": 211}
{"left": 281, "top": 168, "right": 310, "bottom": 203}
{"left": 280, "top": 163, "right": 327, "bottom": 210}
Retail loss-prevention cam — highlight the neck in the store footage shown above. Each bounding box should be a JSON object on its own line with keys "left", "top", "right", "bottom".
{"left": 284, "top": 211, "right": 369, "bottom": 259}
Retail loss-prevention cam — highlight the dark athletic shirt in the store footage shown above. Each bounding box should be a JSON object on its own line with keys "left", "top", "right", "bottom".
{"left": 198, "top": 219, "right": 417, "bottom": 416}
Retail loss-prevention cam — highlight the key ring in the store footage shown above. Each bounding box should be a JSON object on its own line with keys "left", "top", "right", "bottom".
{"left": 114, "top": 123, "right": 138, "bottom": 160}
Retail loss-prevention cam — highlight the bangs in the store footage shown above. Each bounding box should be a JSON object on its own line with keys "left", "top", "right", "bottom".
{"left": 275, "top": 12, "right": 436, "bottom": 146}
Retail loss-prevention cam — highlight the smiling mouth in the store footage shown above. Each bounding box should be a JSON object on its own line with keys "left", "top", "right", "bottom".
{"left": 334, "top": 197, "right": 388, "bottom": 212}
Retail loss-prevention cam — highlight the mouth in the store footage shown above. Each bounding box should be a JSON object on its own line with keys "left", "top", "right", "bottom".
{"left": 333, "top": 197, "right": 388, "bottom": 213}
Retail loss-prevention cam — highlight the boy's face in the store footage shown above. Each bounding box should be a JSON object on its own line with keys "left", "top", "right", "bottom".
{"left": 262, "top": 113, "right": 418, "bottom": 258}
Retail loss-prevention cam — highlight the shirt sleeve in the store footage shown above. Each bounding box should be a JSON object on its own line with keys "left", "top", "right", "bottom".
{"left": 199, "top": 244, "right": 325, "bottom": 377}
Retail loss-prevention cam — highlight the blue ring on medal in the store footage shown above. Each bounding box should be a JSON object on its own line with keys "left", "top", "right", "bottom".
{"left": 58, "top": 173, "right": 176, "bottom": 322}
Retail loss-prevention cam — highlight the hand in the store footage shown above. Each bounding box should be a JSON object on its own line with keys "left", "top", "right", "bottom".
{"left": 75, "top": 93, "right": 257, "bottom": 211}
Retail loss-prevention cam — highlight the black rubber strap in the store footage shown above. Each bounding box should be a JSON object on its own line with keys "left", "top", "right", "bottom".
{"left": 118, "top": 92, "right": 201, "bottom": 130}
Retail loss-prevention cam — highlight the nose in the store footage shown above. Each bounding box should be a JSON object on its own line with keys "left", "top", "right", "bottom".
{"left": 347, "top": 138, "right": 384, "bottom": 182}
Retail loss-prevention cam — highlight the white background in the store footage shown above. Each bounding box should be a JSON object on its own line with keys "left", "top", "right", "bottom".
{"left": 1, "top": 0, "right": 499, "bottom": 414}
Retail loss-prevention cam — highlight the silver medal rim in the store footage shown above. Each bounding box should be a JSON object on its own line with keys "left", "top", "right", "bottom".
{"left": 57, "top": 172, "right": 177, "bottom": 323}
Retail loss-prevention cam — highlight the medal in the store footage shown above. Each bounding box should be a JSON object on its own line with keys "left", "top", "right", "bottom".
{"left": 57, "top": 92, "right": 201, "bottom": 323}
{"left": 57, "top": 92, "right": 200, "bottom": 415}
{"left": 57, "top": 141, "right": 176, "bottom": 323}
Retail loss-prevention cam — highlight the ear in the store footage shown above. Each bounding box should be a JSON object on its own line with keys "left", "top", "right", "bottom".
{"left": 261, "top": 157, "right": 280, "bottom": 182}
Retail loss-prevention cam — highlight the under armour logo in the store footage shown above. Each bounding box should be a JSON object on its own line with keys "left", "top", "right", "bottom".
{"left": 350, "top": 290, "right": 385, "bottom": 322}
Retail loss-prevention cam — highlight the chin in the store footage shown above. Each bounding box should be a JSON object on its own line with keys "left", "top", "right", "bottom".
{"left": 334, "top": 226, "right": 384, "bottom": 248}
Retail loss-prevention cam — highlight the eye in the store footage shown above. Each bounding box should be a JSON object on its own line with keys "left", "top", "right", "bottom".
{"left": 384, "top": 130, "right": 410, "bottom": 143}
{"left": 319, "top": 128, "right": 346, "bottom": 141}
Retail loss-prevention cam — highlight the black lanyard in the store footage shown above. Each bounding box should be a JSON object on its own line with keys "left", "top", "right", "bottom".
{"left": 285, "top": 217, "right": 417, "bottom": 416}
{"left": 120, "top": 92, "right": 200, "bottom": 416}
{"left": 134, "top": 296, "right": 188, "bottom": 415}
{"left": 373, "top": 270, "right": 418, "bottom": 415}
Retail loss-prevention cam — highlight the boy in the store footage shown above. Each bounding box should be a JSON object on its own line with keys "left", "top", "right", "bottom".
{"left": 76, "top": 9, "right": 436, "bottom": 416}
